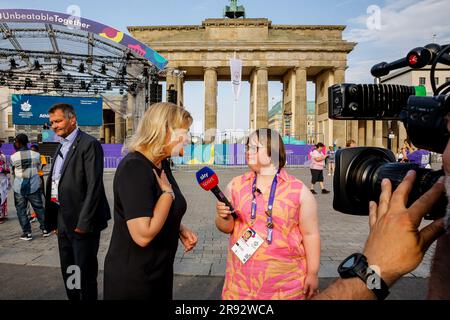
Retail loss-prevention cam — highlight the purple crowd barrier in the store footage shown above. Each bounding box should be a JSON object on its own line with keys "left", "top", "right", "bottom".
{"left": 1, "top": 143, "right": 314, "bottom": 168}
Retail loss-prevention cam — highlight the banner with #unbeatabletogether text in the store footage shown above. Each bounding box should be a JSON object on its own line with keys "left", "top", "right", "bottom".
{"left": 0, "top": 8, "right": 168, "bottom": 70}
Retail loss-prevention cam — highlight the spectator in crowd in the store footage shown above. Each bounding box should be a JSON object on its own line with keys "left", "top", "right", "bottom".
{"left": 407, "top": 148, "right": 432, "bottom": 169}
{"left": 309, "top": 143, "right": 330, "bottom": 194}
{"left": 0, "top": 140, "right": 10, "bottom": 224}
{"left": 10, "top": 134, "right": 50, "bottom": 240}
{"left": 327, "top": 145, "right": 336, "bottom": 176}
{"left": 27, "top": 144, "right": 47, "bottom": 223}
{"left": 346, "top": 139, "right": 357, "bottom": 148}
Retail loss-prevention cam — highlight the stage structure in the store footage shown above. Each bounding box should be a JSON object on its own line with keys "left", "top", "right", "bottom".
{"left": 0, "top": 8, "right": 167, "bottom": 142}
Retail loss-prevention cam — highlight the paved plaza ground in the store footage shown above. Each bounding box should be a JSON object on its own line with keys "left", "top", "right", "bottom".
{"left": 0, "top": 167, "right": 435, "bottom": 299}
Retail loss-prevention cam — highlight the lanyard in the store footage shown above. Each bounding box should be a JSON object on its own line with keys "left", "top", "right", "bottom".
{"left": 251, "top": 169, "right": 280, "bottom": 244}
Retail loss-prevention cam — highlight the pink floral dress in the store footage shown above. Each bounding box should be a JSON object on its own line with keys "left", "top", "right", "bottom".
{"left": 0, "top": 151, "right": 10, "bottom": 219}
{"left": 222, "top": 169, "right": 307, "bottom": 300}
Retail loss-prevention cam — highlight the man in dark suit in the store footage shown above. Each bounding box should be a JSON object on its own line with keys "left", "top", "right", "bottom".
{"left": 45, "top": 103, "right": 111, "bottom": 300}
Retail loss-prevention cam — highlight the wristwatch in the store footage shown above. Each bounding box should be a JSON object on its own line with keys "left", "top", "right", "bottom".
{"left": 162, "top": 190, "right": 175, "bottom": 200}
{"left": 337, "top": 253, "right": 390, "bottom": 300}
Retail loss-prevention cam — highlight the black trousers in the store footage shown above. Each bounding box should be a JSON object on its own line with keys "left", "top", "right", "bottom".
{"left": 57, "top": 217, "right": 100, "bottom": 300}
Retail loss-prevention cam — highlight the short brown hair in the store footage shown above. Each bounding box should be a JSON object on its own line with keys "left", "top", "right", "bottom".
{"left": 246, "top": 128, "right": 286, "bottom": 169}
{"left": 48, "top": 103, "right": 76, "bottom": 119}
{"left": 346, "top": 139, "right": 356, "bottom": 147}
{"left": 316, "top": 142, "right": 325, "bottom": 148}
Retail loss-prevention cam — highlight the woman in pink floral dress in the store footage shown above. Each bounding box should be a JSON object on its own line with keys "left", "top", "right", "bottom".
{"left": 0, "top": 141, "right": 10, "bottom": 223}
{"left": 216, "top": 129, "right": 320, "bottom": 300}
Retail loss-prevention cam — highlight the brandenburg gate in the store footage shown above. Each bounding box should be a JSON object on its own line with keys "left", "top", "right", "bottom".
{"left": 129, "top": 17, "right": 356, "bottom": 146}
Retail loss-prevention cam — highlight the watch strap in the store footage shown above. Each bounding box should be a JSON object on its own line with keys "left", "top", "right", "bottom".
{"left": 364, "top": 266, "right": 390, "bottom": 300}
{"left": 338, "top": 253, "right": 390, "bottom": 300}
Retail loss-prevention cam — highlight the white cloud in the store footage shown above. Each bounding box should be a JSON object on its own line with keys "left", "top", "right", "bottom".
{"left": 346, "top": 0, "right": 450, "bottom": 44}
{"left": 346, "top": 58, "right": 382, "bottom": 83}
{"left": 344, "top": 0, "right": 450, "bottom": 83}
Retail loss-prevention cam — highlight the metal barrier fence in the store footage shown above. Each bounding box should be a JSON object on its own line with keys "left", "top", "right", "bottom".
{"left": 5, "top": 155, "right": 311, "bottom": 171}
{"left": 40, "top": 156, "right": 123, "bottom": 171}
{"left": 11, "top": 152, "right": 441, "bottom": 172}
{"left": 100, "top": 153, "right": 441, "bottom": 170}
{"left": 104, "top": 157, "right": 123, "bottom": 169}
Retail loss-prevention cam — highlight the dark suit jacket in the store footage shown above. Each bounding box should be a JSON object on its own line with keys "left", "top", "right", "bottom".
{"left": 45, "top": 130, "right": 111, "bottom": 233}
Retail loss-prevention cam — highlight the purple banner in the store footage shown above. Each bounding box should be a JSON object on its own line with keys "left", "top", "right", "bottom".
{"left": 0, "top": 143, "right": 315, "bottom": 168}
{"left": 0, "top": 9, "right": 168, "bottom": 70}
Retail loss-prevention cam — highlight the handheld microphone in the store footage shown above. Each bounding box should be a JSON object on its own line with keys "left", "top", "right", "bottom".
{"left": 196, "top": 166, "right": 238, "bottom": 219}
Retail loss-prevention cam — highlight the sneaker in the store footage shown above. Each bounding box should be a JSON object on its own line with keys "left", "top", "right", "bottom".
{"left": 321, "top": 189, "right": 331, "bottom": 194}
{"left": 310, "top": 189, "right": 318, "bottom": 194}
{"left": 42, "top": 230, "right": 52, "bottom": 238}
{"left": 20, "top": 233, "right": 33, "bottom": 241}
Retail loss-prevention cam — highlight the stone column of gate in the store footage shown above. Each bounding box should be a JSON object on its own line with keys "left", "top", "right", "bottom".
{"left": 105, "top": 126, "right": 111, "bottom": 144}
{"left": 350, "top": 119, "right": 359, "bottom": 144}
{"left": 374, "top": 121, "right": 384, "bottom": 147}
{"left": 358, "top": 120, "right": 366, "bottom": 146}
{"left": 398, "top": 121, "right": 407, "bottom": 149}
{"left": 249, "top": 69, "right": 256, "bottom": 130}
{"left": 366, "top": 120, "right": 374, "bottom": 146}
{"left": 292, "top": 67, "right": 307, "bottom": 141}
{"left": 204, "top": 67, "right": 217, "bottom": 144}
{"left": 125, "top": 93, "right": 136, "bottom": 138}
{"left": 166, "top": 67, "right": 177, "bottom": 103}
{"left": 255, "top": 67, "right": 268, "bottom": 129}
{"left": 176, "top": 73, "right": 184, "bottom": 107}
{"left": 332, "top": 67, "right": 347, "bottom": 146}
{"left": 115, "top": 112, "right": 123, "bottom": 144}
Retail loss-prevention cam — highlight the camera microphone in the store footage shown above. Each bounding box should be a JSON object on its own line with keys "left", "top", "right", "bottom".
{"left": 195, "top": 166, "right": 238, "bottom": 219}
{"left": 371, "top": 58, "right": 408, "bottom": 78}
{"left": 371, "top": 44, "right": 450, "bottom": 78}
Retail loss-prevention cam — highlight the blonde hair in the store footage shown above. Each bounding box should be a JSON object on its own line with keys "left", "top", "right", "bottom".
{"left": 127, "top": 102, "right": 193, "bottom": 158}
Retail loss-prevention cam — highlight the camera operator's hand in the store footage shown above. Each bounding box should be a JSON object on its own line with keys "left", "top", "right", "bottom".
{"left": 364, "top": 170, "right": 445, "bottom": 286}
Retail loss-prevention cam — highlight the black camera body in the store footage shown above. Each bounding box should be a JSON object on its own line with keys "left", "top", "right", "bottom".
{"left": 329, "top": 43, "right": 450, "bottom": 219}
{"left": 329, "top": 84, "right": 449, "bottom": 153}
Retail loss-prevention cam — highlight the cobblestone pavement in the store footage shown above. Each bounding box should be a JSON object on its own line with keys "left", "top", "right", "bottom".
{"left": 0, "top": 167, "right": 434, "bottom": 281}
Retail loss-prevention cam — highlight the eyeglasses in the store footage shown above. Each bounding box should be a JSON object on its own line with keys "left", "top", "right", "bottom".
{"left": 245, "top": 144, "right": 265, "bottom": 153}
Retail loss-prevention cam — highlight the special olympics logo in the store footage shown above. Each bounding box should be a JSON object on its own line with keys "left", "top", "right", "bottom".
{"left": 21, "top": 100, "right": 32, "bottom": 112}
{"left": 232, "top": 71, "right": 241, "bottom": 85}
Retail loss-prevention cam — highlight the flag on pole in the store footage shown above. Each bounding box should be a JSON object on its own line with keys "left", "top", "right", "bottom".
{"left": 230, "top": 58, "right": 242, "bottom": 102}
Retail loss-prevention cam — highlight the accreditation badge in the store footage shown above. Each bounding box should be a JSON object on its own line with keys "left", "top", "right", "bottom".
{"left": 51, "top": 179, "right": 60, "bottom": 204}
{"left": 231, "top": 227, "right": 264, "bottom": 264}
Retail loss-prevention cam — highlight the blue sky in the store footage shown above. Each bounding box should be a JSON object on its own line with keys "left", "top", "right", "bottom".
{"left": 1, "top": 0, "right": 449, "bottom": 134}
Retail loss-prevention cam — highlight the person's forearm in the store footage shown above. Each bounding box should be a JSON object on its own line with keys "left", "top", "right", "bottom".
{"left": 147, "top": 193, "right": 173, "bottom": 239}
{"left": 427, "top": 233, "right": 450, "bottom": 299}
{"left": 314, "top": 277, "right": 376, "bottom": 300}
{"left": 215, "top": 215, "right": 234, "bottom": 234}
{"left": 303, "top": 234, "right": 320, "bottom": 275}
